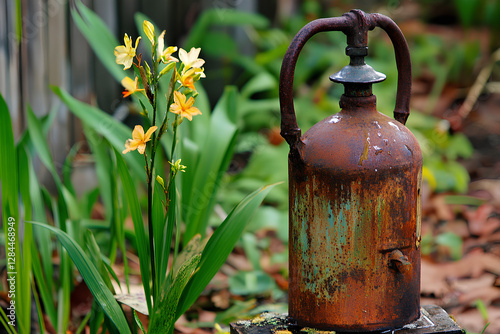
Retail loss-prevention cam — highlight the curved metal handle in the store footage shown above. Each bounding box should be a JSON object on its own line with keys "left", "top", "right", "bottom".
{"left": 372, "top": 13, "right": 412, "bottom": 125}
{"left": 279, "top": 10, "right": 412, "bottom": 147}
{"left": 279, "top": 15, "right": 352, "bottom": 146}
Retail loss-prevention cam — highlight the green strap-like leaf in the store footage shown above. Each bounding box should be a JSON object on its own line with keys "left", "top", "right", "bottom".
{"left": 31, "top": 241, "right": 57, "bottom": 326}
{"left": 16, "top": 145, "right": 33, "bottom": 332}
{"left": 26, "top": 105, "right": 58, "bottom": 182}
{"left": 29, "top": 221, "right": 131, "bottom": 334}
{"left": 182, "top": 86, "right": 239, "bottom": 243}
{"left": 149, "top": 254, "right": 201, "bottom": 334}
{"left": 84, "top": 230, "right": 115, "bottom": 292}
{"left": 0, "top": 93, "right": 19, "bottom": 220}
{"left": 26, "top": 105, "right": 81, "bottom": 221}
{"left": 0, "top": 94, "right": 21, "bottom": 334}
{"left": 176, "top": 183, "right": 278, "bottom": 318}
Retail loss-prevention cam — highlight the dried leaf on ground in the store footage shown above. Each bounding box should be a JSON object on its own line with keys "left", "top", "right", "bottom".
{"left": 469, "top": 179, "right": 500, "bottom": 208}
{"left": 463, "top": 204, "right": 495, "bottom": 236}
{"left": 451, "top": 273, "right": 497, "bottom": 293}
{"left": 458, "top": 286, "right": 500, "bottom": 306}
{"left": 115, "top": 293, "right": 149, "bottom": 315}
{"left": 422, "top": 252, "right": 500, "bottom": 296}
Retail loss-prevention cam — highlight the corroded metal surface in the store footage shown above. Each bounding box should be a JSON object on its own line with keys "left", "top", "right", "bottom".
{"left": 288, "top": 95, "right": 422, "bottom": 331}
{"left": 230, "top": 305, "right": 464, "bottom": 334}
{"left": 280, "top": 10, "right": 422, "bottom": 332}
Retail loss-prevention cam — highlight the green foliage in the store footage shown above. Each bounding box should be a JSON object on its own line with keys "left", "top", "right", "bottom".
{"left": 474, "top": 299, "right": 489, "bottom": 322}
{"left": 29, "top": 222, "right": 132, "bottom": 333}
{"left": 453, "top": 0, "right": 500, "bottom": 29}
{"left": 421, "top": 230, "right": 463, "bottom": 261}
{"left": 435, "top": 232, "right": 463, "bottom": 261}
{"left": 12, "top": 3, "right": 279, "bottom": 333}
{"left": 184, "top": 8, "right": 270, "bottom": 50}
{"left": 176, "top": 183, "right": 277, "bottom": 317}
{"left": 229, "top": 270, "right": 277, "bottom": 296}
{"left": 0, "top": 94, "right": 26, "bottom": 333}
{"left": 181, "top": 87, "right": 239, "bottom": 244}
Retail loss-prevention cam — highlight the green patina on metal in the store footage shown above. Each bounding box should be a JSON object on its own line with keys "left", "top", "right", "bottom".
{"left": 377, "top": 197, "right": 383, "bottom": 238}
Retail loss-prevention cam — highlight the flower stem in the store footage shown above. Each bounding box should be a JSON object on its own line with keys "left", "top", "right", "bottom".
{"left": 148, "top": 53, "right": 159, "bottom": 304}
{"left": 170, "top": 115, "right": 179, "bottom": 158}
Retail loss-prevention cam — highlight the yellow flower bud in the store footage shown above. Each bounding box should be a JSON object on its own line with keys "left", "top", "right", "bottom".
{"left": 143, "top": 20, "right": 155, "bottom": 45}
{"left": 159, "top": 62, "right": 176, "bottom": 78}
{"left": 156, "top": 175, "right": 165, "bottom": 189}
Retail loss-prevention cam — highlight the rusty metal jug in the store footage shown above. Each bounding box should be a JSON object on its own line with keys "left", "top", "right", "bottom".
{"left": 280, "top": 10, "right": 422, "bottom": 332}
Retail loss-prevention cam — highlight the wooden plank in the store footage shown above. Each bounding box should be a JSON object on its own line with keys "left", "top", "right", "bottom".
{"left": 46, "top": 0, "right": 69, "bottom": 173}
{"left": 93, "top": 0, "right": 120, "bottom": 114}
{"left": 69, "top": 0, "right": 93, "bottom": 144}
{"left": 26, "top": 0, "right": 48, "bottom": 118}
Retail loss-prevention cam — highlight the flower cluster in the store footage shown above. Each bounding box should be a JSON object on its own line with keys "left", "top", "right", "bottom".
{"left": 115, "top": 20, "right": 205, "bottom": 155}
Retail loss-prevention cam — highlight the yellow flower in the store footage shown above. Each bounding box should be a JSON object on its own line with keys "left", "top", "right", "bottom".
{"left": 114, "top": 34, "right": 141, "bottom": 70}
{"left": 169, "top": 91, "right": 201, "bottom": 121}
{"left": 121, "top": 76, "right": 145, "bottom": 97}
{"left": 122, "top": 125, "right": 158, "bottom": 154}
{"left": 157, "top": 31, "right": 178, "bottom": 64}
{"left": 179, "top": 73, "right": 195, "bottom": 91}
{"left": 143, "top": 20, "right": 155, "bottom": 45}
{"left": 179, "top": 47, "right": 205, "bottom": 70}
{"left": 178, "top": 67, "right": 205, "bottom": 91}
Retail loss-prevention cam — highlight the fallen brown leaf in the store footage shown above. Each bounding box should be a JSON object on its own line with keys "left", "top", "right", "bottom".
{"left": 421, "top": 259, "right": 451, "bottom": 297}
{"left": 198, "top": 310, "right": 216, "bottom": 323}
{"left": 451, "top": 273, "right": 497, "bottom": 293}
{"left": 438, "top": 219, "right": 470, "bottom": 238}
{"left": 211, "top": 289, "right": 231, "bottom": 309}
{"left": 226, "top": 253, "right": 253, "bottom": 272}
{"left": 464, "top": 204, "right": 495, "bottom": 236}
{"left": 422, "top": 252, "right": 500, "bottom": 297}
{"left": 469, "top": 179, "right": 500, "bottom": 208}
{"left": 458, "top": 286, "right": 500, "bottom": 306}
{"left": 271, "top": 272, "right": 289, "bottom": 291}
{"left": 430, "top": 195, "right": 456, "bottom": 221}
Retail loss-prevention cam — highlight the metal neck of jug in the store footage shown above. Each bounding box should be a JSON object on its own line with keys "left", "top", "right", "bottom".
{"left": 329, "top": 11, "right": 386, "bottom": 98}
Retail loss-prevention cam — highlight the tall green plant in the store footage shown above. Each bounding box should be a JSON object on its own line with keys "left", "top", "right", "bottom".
{"left": 0, "top": 95, "right": 33, "bottom": 333}
{"left": 15, "top": 2, "right": 278, "bottom": 332}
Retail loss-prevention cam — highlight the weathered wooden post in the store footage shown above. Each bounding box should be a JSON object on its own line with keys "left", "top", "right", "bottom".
{"left": 231, "top": 10, "right": 463, "bottom": 334}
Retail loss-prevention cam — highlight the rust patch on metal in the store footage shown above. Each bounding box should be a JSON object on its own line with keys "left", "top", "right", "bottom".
{"left": 358, "top": 130, "right": 370, "bottom": 165}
